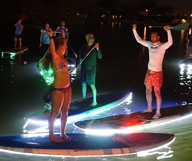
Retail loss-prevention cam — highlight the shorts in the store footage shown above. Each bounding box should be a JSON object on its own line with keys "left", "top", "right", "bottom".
{"left": 15, "top": 34, "right": 22, "bottom": 39}
{"left": 144, "top": 69, "right": 163, "bottom": 87}
{"left": 81, "top": 68, "right": 96, "bottom": 85}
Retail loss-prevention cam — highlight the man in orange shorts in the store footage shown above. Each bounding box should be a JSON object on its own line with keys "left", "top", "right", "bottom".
{"left": 132, "top": 24, "right": 173, "bottom": 119}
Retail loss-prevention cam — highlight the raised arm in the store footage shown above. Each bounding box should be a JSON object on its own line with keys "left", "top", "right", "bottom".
{"left": 132, "top": 24, "right": 149, "bottom": 47}
{"left": 163, "top": 25, "right": 173, "bottom": 49}
{"left": 46, "top": 28, "right": 57, "bottom": 58}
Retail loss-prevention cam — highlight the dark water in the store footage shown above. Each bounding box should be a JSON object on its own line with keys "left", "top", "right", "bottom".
{"left": 0, "top": 22, "right": 192, "bottom": 160}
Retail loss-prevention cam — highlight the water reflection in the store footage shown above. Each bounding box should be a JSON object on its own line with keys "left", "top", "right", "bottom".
{"left": 179, "top": 30, "right": 186, "bottom": 48}
{"left": 138, "top": 146, "right": 174, "bottom": 160}
{"left": 179, "top": 62, "right": 192, "bottom": 104}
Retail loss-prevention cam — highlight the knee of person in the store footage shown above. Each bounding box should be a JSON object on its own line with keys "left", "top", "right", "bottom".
{"left": 146, "top": 88, "right": 152, "bottom": 93}
{"left": 90, "top": 84, "right": 96, "bottom": 88}
{"left": 154, "top": 89, "right": 161, "bottom": 96}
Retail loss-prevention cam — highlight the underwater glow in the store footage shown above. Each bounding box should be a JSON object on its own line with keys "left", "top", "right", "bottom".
{"left": 137, "top": 138, "right": 175, "bottom": 160}
{"left": 1, "top": 52, "right": 16, "bottom": 59}
{"left": 40, "top": 64, "right": 76, "bottom": 85}
{"left": 23, "top": 92, "right": 132, "bottom": 133}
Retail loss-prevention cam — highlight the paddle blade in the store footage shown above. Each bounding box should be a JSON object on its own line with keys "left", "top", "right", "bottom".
{"left": 170, "top": 22, "right": 189, "bottom": 30}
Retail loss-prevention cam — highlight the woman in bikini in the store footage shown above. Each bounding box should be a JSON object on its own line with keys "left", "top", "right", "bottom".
{"left": 39, "top": 28, "right": 71, "bottom": 143}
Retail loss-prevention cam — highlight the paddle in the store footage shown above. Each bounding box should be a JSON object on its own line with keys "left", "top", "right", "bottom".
{"left": 149, "top": 22, "right": 189, "bottom": 30}
{"left": 70, "top": 46, "right": 96, "bottom": 74}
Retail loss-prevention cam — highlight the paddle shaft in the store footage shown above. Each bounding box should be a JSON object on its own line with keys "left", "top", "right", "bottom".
{"left": 67, "top": 41, "right": 77, "bottom": 58}
{"left": 71, "top": 46, "right": 95, "bottom": 73}
{"left": 149, "top": 22, "right": 189, "bottom": 30}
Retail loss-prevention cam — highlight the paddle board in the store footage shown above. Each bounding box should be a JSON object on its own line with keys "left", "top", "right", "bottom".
{"left": 0, "top": 133, "right": 175, "bottom": 156}
{"left": 1, "top": 47, "right": 28, "bottom": 61}
{"left": 23, "top": 91, "right": 132, "bottom": 133}
{"left": 2, "top": 47, "right": 28, "bottom": 55}
{"left": 74, "top": 105, "right": 192, "bottom": 133}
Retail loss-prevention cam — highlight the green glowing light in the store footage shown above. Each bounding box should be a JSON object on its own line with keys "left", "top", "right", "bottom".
{"left": 10, "top": 53, "right": 16, "bottom": 59}
{"left": 1, "top": 52, "right": 4, "bottom": 58}
{"left": 40, "top": 68, "right": 54, "bottom": 86}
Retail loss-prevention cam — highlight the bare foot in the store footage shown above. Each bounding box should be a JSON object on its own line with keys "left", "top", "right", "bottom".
{"left": 90, "top": 102, "right": 97, "bottom": 107}
{"left": 49, "top": 135, "right": 64, "bottom": 143}
{"left": 141, "top": 109, "right": 152, "bottom": 113}
{"left": 152, "top": 113, "right": 161, "bottom": 119}
{"left": 61, "top": 134, "right": 71, "bottom": 141}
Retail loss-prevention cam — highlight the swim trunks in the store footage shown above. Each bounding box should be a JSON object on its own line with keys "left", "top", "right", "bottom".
{"left": 81, "top": 68, "right": 96, "bottom": 85}
{"left": 144, "top": 69, "right": 163, "bottom": 87}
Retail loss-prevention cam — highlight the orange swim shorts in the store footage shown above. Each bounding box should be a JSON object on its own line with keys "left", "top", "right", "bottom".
{"left": 144, "top": 69, "right": 163, "bottom": 87}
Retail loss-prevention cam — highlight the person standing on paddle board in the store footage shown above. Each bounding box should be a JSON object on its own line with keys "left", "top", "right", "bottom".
{"left": 55, "top": 21, "right": 69, "bottom": 40}
{"left": 132, "top": 24, "right": 173, "bottom": 119}
{"left": 39, "top": 23, "right": 50, "bottom": 58}
{"left": 14, "top": 19, "right": 23, "bottom": 49}
{"left": 77, "top": 33, "right": 103, "bottom": 107}
{"left": 55, "top": 21, "right": 69, "bottom": 58}
{"left": 38, "top": 29, "right": 71, "bottom": 143}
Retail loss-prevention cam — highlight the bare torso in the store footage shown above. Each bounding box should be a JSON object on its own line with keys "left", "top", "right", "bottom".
{"left": 52, "top": 56, "right": 70, "bottom": 88}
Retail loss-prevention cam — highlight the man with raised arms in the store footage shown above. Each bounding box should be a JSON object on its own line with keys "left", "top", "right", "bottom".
{"left": 132, "top": 24, "right": 173, "bottom": 119}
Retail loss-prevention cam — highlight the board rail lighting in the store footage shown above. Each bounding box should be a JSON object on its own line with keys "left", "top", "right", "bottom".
{"left": 0, "top": 135, "right": 175, "bottom": 158}
{"left": 23, "top": 92, "right": 132, "bottom": 133}
{"left": 78, "top": 109, "right": 192, "bottom": 136}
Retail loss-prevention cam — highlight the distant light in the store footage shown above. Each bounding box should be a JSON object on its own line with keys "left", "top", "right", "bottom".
{"left": 181, "top": 19, "right": 186, "bottom": 23}
{"left": 145, "top": 9, "right": 148, "bottom": 12}
{"left": 101, "top": 14, "right": 106, "bottom": 18}
{"left": 190, "top": 14, "right": 192, "bottom": 18}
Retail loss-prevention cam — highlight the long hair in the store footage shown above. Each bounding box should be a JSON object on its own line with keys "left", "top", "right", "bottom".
{"left": 38, "top": 37, "right": 66, "bottom": 71}
{"left": 38, "top": 37, "right": 67, "bottom": 85}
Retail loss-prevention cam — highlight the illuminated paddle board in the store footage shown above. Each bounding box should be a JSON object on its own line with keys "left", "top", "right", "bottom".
{"left": 0, "top": 133, "right": 175, "bottom": 156}
{"left": 23, "top": 91, "right": 132, "bottom": 133}
{"left": 74, "top": 105, "right": 192, "bottom": 134}
{"left": 1, "top": 47, "right": 28, "bottom": 59}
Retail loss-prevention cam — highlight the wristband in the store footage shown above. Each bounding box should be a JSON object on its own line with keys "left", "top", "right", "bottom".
{"left": 50, "top": 36, "right": 54, "bottom": 39}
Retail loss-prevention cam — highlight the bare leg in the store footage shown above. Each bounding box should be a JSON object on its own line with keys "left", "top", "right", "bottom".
{"left": 81, "top": 83, "right": 87, "bottom": 99}
{"left": 153, "top": 86, "right": 162, "bottom": 118}
{"left": 143, "top": 85, "right": 153, "bottom": 112}
{"left": 49, "top": 91, "right": 64, "bottom": 143}
{"left": 60, "top": 87, "right": 72, "bottom": 141}
{"left": 18, "top": 38, "right": 22, "bottom": 49}
{"left": 90, "top": 84, "right": 97, "bottom": 106}
{"left": 14, "top": 37, "right": 17, "bottom": 48}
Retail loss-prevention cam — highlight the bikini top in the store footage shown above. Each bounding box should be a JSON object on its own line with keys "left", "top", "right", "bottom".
{"left": 58, "top": 59, "right": 68, "bottom": 70}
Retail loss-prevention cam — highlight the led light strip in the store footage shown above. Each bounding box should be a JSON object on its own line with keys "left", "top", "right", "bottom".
{"left": 23, "top": 92, "right": 132, "bottom": 133}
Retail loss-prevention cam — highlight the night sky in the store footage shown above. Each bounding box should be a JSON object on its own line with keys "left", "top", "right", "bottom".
{"left": 120, "top": 0, "right": 191, "bottom": 14}
{"left": 0, "top": 0, "right": 191, "bottom": 26}
{"left": 156, "top": 0, "right": 192, "bottom": 14}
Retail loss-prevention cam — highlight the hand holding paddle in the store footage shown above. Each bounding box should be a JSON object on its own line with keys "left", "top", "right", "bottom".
{"left": 132, "top": 24, "right": 137, "bottom": 29}
{"left": 46, "top": 28, "right": 53, "bottom": 37}
{"left": 164, "top": 25, "right": 170, "bottom": 31}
